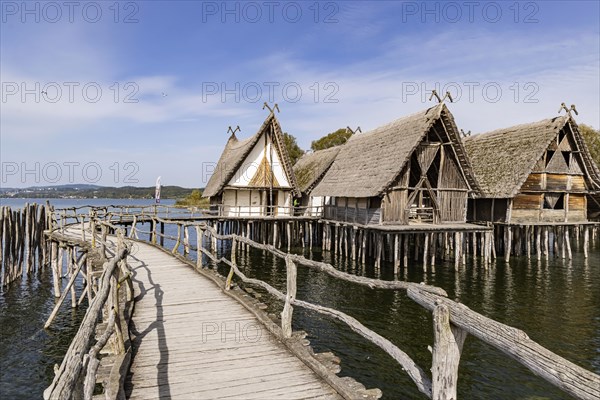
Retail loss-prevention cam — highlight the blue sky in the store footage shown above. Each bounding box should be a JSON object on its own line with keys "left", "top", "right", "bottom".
{"left": 1, "top": 0, "right": 599, "bottom": 188}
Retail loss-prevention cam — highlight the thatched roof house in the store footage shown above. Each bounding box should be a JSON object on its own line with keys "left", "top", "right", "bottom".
{"left": 293, "top": 146, "right": 342, "bottom": 195}
{"left": 292, "top": 146, "right": 342, "bottom": 215}
{"left": 203, "top": 112, "right": 300, "bottom": 216}
{"left": 464, "top": 115, "right": 600, "bottom": 223}
{"left": 312, "top": 104, "right": 480, "bottom": 225}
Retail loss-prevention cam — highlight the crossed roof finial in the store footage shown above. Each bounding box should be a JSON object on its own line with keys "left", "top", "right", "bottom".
{"left": 346, "top": 126, "right": 362, "bottom": 135}
{"left": 227, "top": 125, "right": 240, "bottom": 135}
{"left": 558, "top": 102, "right": 578, "bottom": 118}
{"left": 263, "top": 102, "right": 280, "bottom": 114}
{"left": 429, "top": 90, "right": 453, "bottom": 104}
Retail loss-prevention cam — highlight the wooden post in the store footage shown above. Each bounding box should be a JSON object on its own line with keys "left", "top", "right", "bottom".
{"left": 196, "top": 226, "right": 203, "bottom": 269}
{"left": 225, "top": 238, "right": 236, "bottom": 290}
{"left": 281, "top": 255, "right": 297, "bottom": 338}
{"left": 183, "top": 225, "right": 190, "bottom": 256}
{"left": 287, "top": 222, "right": 292, "bottom": 252}
{"left": 393, "top": 234, "right": 400, "bottom": 275}
{"left": 431, "top": 304, "right": 467, "bottom": 400}
{"left": 151, "top": 218, "right": 157, "bottom": 244}
{"left": 172, "top": 224, "right": 181, "bottom": 254}
{"left": 454, "top": 232, "right": 461, "bottom": 271}
{"left": 583, "top": 226, "right": 589, "bottom": 259}
{"left": 525, "top": 225, "right": 531, "bottom": 259}
{"left": 68, "top": 247, "right": 76, "bottom": 308}
{"left": 423, "top": 233, "right": 429, "bottom": 269}
{"left": 430, "top": 233, "right": 436, "bottom": 269}
{"left": 504, "top": 225, "right": 512, "bottom": 263}
{"left": 565, "top": 226, "right": 572, "bottom": 260}
{"left": 403, "top": 234, "right": 409, "bottom": 268}
{"left": 51, "top": 242, "right": 60, "bottom": 298}
{"left": 536, "top": 226, "right": 541, "bottom": 261}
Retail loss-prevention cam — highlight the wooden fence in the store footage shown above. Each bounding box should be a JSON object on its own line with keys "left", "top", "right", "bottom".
{"left": 45, "top": 207, "right": 600, "bottom": 399}
{"left": 43, "top": 227, "right": 133, "bottom": 400}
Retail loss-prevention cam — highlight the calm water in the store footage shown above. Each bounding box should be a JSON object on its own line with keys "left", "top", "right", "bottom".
{"left": 0, "top": 198, "right": 174, "bottom": 399}
{"left": 202, "top": 238, "right": 600, "bottom": 400}
{"left": 1, "top": 198, "right": 598, "bottom": 399}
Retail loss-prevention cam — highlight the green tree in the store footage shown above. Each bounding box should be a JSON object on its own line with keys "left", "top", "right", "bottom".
{"left": 580, "top": 124, "right": 600, "bottom": 166}
{"left": 283, "top": 132, "right": 304, "bottom": 165}
{"left": 175, "top": 189, "right": 209, "bottom": 207}
{"left": 311, "top": 128, "right": 352, "bottom": 151}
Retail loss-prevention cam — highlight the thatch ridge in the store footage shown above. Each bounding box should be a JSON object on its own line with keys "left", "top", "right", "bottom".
{"left": 203, "top": 113, "right": 299, "bottom": 198}
{"left": 464, "top": 116, "right": 600, "bottom": 198}
{"left": 311, "top": 104, "right": 475, "bottom": 198}
{"left": 293, "top": 146, "right": 342, "bottom": 194}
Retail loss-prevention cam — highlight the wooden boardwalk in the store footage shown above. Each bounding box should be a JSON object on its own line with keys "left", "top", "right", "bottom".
{"left": 53, "top": 225, "right": 347, "bottom": 399}
{"left": 122, "top": 240, "right": 341, "bottom": 399}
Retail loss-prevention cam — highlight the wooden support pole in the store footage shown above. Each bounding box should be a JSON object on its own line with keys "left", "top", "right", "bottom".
{"left": 225, "top": 238, "right": 236, "bottom": 290}
{"left": 454, "top": 232, "right": 461, "bottom": 271}
{"left": 68, "top": 247, "right": 76, "bottom": 308}
{"left": 504, "top": 225, "right": 512, "bottom": 263}
{"left": 432, "top": 304, "right": 467, "bottom": 400}
{"left": 183, "top": 225, "right": 190, "bottom": 256}
{"left": 565, "top": 226, "right": 572, "bottom": 260}
{"left": 583, "top": 226, "right": 589, "bottom": 259}
{"left": 287, "top": 222, "right": 292, "bottom": 252}
{"left": 44, "top": 253, "right": 87, "bottom": 328}
{"left": 403, "top": 234, "right": 409, "bottom": 268}
{"left": 393, "top": 234, "right": 400, "bottom": 275}
{"left": 281, "top": 255, "right": 297, "bottom": 338}
{"left": 196, "top": 226, "right": 203, "bottom": 269}
{"left": 423, "top": 233, "right": 429, "bottom": 269}
{"left": 544, "top": 226, "right": 549, "bottom": 261}
{"left": 51, "top": 242, "right": 60, "bottom": 298}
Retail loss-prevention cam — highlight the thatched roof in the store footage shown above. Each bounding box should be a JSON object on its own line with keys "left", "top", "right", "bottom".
{"left": 293, "top": 146, "right": 342, "bottom": 194}
{"left": 464, "top": 116, "right": 600, "bottom": 198}
{"left": 311, "top": 104, "right": 478, "bottom": 198}
{"left": 203, "top": 113, "right": 299, "bottom": 198}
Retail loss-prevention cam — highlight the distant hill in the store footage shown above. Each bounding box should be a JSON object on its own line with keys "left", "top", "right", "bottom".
{"left": 0, "top": 185, "right": 201, "bottom": 199}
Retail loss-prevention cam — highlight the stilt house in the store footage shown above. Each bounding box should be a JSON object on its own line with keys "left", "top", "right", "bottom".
{"left": 293, "top": 146, "right": 342, "bottom": 215}
{"left": 464, "top": 115, "right": 600, "bottom": 224}
{"left": 310, "top": 104, "right": 480, "bottom": 225}
{"left": 202, "top": 112, "right": 300, "bottom": 217}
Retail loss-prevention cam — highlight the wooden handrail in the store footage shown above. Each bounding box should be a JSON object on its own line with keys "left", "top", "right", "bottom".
{"left": 46, "top": 208, "right": 600, "bottom": 400}
{"left": 43, "top": 230, "right": 130, "bottom": 400}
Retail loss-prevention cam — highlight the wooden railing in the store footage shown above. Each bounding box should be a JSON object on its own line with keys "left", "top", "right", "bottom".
{"left": 195, "top": 225, "right": 599, "bottom": 400}
{"left": 46, "top": 208, "right": 600, "bottom": 400}
{"left": 212, "top": 204, "right": 324, "bottom": 217}
{"left": 43, "top": 227, "right": 132, "bottom": 400}
{"left": 323, "top": 205, "right": 381, "bottom": 225}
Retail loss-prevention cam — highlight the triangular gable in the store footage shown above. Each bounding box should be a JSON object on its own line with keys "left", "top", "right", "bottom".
{"left": 203, "top": 112, "right": 300, "bottom": 197}
{"left": 558, "top": 136, "right": 572, "bottom": 151}
{"left": 569, "top": 154, "right": 584, "bottom": 174}
{"left": 546, "top": 150, "right": 569, "bottom": 173}
{"left": 249, "top": 156, "right": 280, "bottom": 187}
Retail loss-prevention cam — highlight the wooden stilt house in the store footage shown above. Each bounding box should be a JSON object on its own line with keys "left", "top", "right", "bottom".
{"left": 464, "top": 114, "right": 600, "bottom": 224}
{"left": 202, "top": 111, "right": 300, "bottom": 217}
{"left": 310, "top": 104, "right": 480, "bottom": 225}
{"left": 293, "top": 146, "right": 342, "bottom": 215}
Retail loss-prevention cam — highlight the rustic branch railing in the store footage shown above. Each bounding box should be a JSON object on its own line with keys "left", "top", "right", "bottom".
{"left": 197, "top": 226, "right": 600, "bottom": 400}
{"left": 213, "top": 204, "right": 324, "bottom": 217}
{"left": 46, "top": 208, "right": 600, "bottom": 400}
{"left": 43, "top": 228, "right": 131, "bottom": 400}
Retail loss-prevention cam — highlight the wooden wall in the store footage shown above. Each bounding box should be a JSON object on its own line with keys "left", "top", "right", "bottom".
{"left": 492, "top": 128, "right": 592, "bottom": 224}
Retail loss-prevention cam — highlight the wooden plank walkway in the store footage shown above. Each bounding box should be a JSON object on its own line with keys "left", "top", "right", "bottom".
{"left": 122, "top": 240, "right": 342, "bottom": 399}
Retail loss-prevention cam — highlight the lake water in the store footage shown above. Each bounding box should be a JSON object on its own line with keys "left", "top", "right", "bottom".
{"left": 0, "top": 198, "right": 598, "bottom": 399}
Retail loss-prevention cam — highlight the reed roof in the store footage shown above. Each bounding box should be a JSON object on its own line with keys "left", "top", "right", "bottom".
{"left": 311, "top": 104, "right": 478, "bottom": 197}
{"left": 464, "top": 116, "right": 600, "bottom": 198}
{"left": 293, "top": 146, "right": 342, "bottom": 194}
{"left": 203, "top": 113, "right": 299, "bottom": 198}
